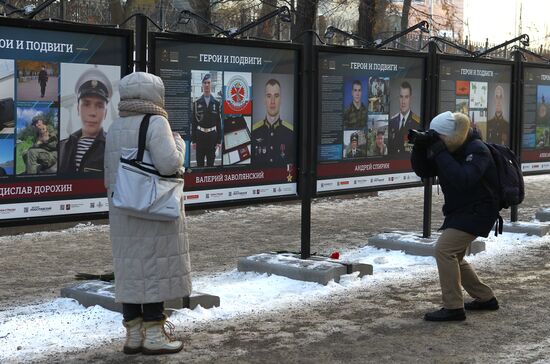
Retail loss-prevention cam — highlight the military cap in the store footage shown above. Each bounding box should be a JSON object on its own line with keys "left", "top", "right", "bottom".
{"left": 202, "top": 73, "right": 211, "bottom": 83}
{"left": 75, "top": 67, "right": 112, "bottom": 102}
{"left": 350, "top": 132, "right": 359, "bottom": 143}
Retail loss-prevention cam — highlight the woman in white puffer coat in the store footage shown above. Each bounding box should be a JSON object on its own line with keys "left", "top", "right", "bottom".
{"left": 104, "top": 72, "right": 191, "bottom": 355}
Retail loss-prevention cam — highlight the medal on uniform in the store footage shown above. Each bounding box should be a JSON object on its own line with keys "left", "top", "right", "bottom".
{"left": 194, "top": 100, "right": 204, "bottom": 123}
{"left": 280, "top": 144, "right": 285, "bottom": 158}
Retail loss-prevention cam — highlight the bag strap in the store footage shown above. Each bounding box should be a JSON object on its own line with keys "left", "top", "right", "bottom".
{"left": 137, "top": 114, "right": 152, "bottom": 162}
{"left": 494, "top": 214, "right": 503, "bottom": 237}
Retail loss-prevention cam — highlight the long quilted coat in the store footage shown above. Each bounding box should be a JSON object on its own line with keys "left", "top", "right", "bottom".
{"left": 104, "top": 73, "right": 191, "bottom": 303}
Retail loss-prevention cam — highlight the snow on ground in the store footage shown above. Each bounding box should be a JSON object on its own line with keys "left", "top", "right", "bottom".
{"left": 0, "top": 228, "right": 547, "bottom": 363}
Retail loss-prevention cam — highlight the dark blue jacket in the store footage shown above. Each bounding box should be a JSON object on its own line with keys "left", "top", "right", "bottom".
{"left": 411, "top": 130, "right": 499, "bottom": 237}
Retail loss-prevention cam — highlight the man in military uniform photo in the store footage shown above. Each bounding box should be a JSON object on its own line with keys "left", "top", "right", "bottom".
{"left": 486, "top": 85, "right": 508, "bottom": 145}
{"left": 388, "top": 81, "right": 420, "bottom": 157}
{"left": 345, "top": 132, "right": 364, "bottom": 158}
{"left": 59, "top": 67, "right": 112, "bottom": 174}
{"left": 38, "top": 65, "right": 48, "bottom": 98}
{"left": 252, "top": 78, "right": 294, "bottom": 166}
{"left": 192, "top": 73, "right": 222, "bottom": 167}
{"left": 370, "top": 129, "right": 388, "bottom": 156}
{"left": 23, "top": 113, "right": 58, "bottom": 174}
{"left": 343, "top": 80, "right": 367, "bottom": 129}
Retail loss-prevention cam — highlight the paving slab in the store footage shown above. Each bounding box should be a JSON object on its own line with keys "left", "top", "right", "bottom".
{"left": 368, "top": 231, "right": 485, "bottom": 256}
{"left": 237, "top": 252, "right": 373, "bottom": 285}
{"left": 60, "top": 280, "right": 220, "bottom": 313}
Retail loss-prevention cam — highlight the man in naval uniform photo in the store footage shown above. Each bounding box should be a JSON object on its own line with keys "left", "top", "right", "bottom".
{"left": 59, "top": 67, "right": 112, "bottom": 174}
{"left": 192, "top": 73, "right": 222, "bottom": 167}
{"left": 252, "top": 78, "right": 294, "bottom": 166}
{"left": 388, "top": 81, "right": 421, "bottom": 157}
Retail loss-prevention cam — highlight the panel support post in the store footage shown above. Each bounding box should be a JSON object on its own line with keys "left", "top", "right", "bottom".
{"left": 422, "top": 41, "right": 438, "bottom": 238}
{"left": 511, "top": 50, "right": 523, "bottom": 222}
{"left": 300, "top": 31, "right": 315, "bottom": 259}
{"left": 135, "top": 14, "right": 148, "bottom": 72}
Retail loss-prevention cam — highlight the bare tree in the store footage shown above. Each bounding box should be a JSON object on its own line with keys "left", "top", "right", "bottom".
{"left": 292, "top": 0, "right": 320, "bottom": 40}
{"left": 401, "top": 0, "right": 411, "bottom": 31}
{"left": 257, "top": 0, "right": 278, "bottom": 39}
{"left": 357, "top": 0, "right": 375, "bottom": 42}
{"left": 188, "top": 0, "right": 212, "bottom": 34}
{"left": 109, "top": 0, "right": 134, "bottom": 26}
{"left": 357, "top": 0, "right": 389, "bottom": 42}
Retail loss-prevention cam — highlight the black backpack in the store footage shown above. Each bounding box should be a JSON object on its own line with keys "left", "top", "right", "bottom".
{"left": 483, "top": 142, "right": 525, "bottom": 235}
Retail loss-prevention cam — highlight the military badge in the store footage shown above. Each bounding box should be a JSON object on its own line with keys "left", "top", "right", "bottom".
{"left": 223, "top": 72, "right": 252, "bottom": 115}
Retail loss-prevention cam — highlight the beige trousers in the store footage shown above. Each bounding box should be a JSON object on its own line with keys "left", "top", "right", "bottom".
{"left": 435, "top": 228, "right": 495, "bottom": 309}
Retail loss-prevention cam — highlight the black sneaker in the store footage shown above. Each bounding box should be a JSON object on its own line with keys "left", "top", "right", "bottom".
{"left": 424, "top": 308, "right": 466, "bottom": 322}
{"left": 464, "top": 297, "right": 499, "bottom": 311}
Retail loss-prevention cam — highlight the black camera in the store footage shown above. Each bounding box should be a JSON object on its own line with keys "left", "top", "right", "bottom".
{"left": 407, "top": 129, "right": 438, "bottom": 146}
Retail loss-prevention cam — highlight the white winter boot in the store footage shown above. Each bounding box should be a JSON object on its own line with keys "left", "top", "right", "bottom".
{"left": 122, "top": 317, "right": 143, "bottom": 354}
{"left": 142, "top": 317, "right": 183, "bottom": 355}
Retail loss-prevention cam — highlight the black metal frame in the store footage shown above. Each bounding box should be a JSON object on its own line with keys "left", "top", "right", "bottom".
{"left": 313, "top": 44, "right": 429, "bottom": 198}
{"left": 0, "top": 17, "right": 133, "bottom": 227}
{"left": 518, "top": 61, "right": 550, "bottom": 177}
{"left": 148, "top": 32, "right": 303, "bottom": 212}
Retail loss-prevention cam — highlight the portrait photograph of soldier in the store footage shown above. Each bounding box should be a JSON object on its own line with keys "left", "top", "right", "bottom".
{"left": 486, "top": 84, "right": 510, "bottom": 145}
{"left": 0, "top": 59, "right": 15, "bottom": 135}
{"left": 15, "top": 106, "right": 58, "bottom": 175}
{"left": 342, "top": 79, "right": 367, "bottom": 129}
{"left": 368, "top": 128, "right": 388, "bottom": 157}
{"left": 16, "top": 60, "right": 59, "bottom": 102}
{"left": 388, "top": 80, "right": 421, "bottom": 157}
{"left": 190, "top": 70, "right": 223, "bottom": 168}
{"left": 343, "top": 130, "right": 366, "bottom": 159}
{"left": 59, "top": 63, "right": 120, "bottom": 174}
{"left": 368, "top": 76, "right": 389, "bottom": 113}
{"left": 251, "top": 73, "right": 295, "bottom": 166}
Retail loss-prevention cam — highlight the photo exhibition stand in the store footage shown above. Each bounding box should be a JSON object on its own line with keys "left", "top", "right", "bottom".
{"left": 502, "top": 50, "right": 550, "bottom": 236}
{"left": 366, "top": 41, "right": 484, "bottom": 256}
{"left": 237, "top": 31, "right": 373, "bottom": 285}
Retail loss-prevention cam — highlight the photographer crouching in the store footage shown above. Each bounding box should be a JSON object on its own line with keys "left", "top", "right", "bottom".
{"left": 410, "top": 111, "right": 500, "bottom": 322}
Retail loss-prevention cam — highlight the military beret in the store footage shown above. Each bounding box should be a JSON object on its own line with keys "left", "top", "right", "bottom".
{"left": 75, "top": 68, "right": 112, "bottom": 102}
{"left": 202, "top": 73, "right": 211, "bottom": 83}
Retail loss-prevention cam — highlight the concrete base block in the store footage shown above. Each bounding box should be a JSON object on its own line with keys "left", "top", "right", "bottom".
{"left": 501, "top": 221, "right": 550, "bottom": 236}
{"left": 535, "top": 208, "right": 550, "bottom": 222}
{"left": 237, "top": 253, "right": 373, "bottom": 285}
{"left": 368, "top": 231, "right": 485, "bottom": 257}
{"left": 60, "top": 280, "right": 220, "bottom": 313}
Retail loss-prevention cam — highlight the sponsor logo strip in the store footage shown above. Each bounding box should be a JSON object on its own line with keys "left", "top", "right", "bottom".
{"left": 184, "top": 183, "right": 297, "bottom": 204}
{"left": 316, "top": 173, "right": 421, "bottom": 192}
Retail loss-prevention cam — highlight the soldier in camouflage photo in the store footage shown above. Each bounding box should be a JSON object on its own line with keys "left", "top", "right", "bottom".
{"left": 343, "top": 80, "right": 367, "bottom": 129}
